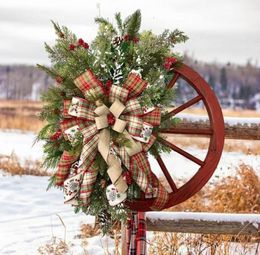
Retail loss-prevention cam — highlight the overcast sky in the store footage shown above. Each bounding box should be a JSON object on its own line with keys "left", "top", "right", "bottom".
{"left": 0, "top": 0, "right": 259, "bottom": 66}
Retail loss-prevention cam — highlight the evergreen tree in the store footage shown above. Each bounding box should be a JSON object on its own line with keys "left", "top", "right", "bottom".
{"left": 208, "top": 73, "right": 216, "bottom": 91}
{"left": 220, "top": 67, "right": 227, "bottom": 92}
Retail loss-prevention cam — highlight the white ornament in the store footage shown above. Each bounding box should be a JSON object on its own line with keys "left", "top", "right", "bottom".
{"left": 106, "top": 184, "right": 127, "bottom": 206}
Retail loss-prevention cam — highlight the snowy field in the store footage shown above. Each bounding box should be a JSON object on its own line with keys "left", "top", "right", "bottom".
{"left": 0, "top": 129, "right": 259, "bottom": 254}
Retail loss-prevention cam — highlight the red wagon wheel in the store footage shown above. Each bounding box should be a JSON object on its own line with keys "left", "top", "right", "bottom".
{"left": 126, "top": 63, "right": 225, "bottom": 211}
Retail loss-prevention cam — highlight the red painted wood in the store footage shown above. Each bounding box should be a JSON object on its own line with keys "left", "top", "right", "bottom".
{"left": 163, "top": 95, "right": 203, "bottom": 120}
{"left": 159, "top": 138, "right": 204, "bottom": 166}
{"left": 155, "top": 154, "right": 178, "bottom": 192}
{"left": 159, "top": 128, "right": 213, "bottom": 136}
{"left": 125, "top": 63, "right": 225, "bottom": 211}
{"left": 167, "top": 72, "right": 180, "bottom": 89}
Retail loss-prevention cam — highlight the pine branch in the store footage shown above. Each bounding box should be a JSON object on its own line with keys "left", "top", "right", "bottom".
{"left": 51, "top": 20, "right": 63, "bottom": 37}
{"left": 44, "top": 42, "right": 56, "bottom": 55}
{"left": 125, "top": 9, "right": 141, "bottom": 38}
{"left": 168, "top": 29, "right": 189, "bottom": 45}
{"left": 115, "top": 12, "right": 123, "bottom": 35}
{"left": 95, "top": 17, "right": 116, "bottom": 34}
{"left": 37, "top": 64, "right": 58, "bottom": 79}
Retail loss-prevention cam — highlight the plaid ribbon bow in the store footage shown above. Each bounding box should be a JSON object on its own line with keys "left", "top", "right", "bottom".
{"left": 55, "top": 69, "right": 168, "bottom": 210}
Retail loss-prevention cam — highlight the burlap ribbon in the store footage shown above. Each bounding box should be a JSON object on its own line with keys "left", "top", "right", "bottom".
{"left": 94, "top": 99, "right": 142, "bottom": 194}
{"left": 55, "top": 69, "right": 169, "bottom": 209}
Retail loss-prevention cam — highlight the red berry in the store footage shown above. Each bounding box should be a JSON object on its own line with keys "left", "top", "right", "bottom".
{"left": 107, "top": 113, "right": 115, "bottom": 126}
{"left": 55, "top": 76, "right": 63, "bottom": 84}
{"left": 124, "top": 34, "right": 130, "bottom": 41}
{"left": 133, "top": 37, "right": 139, "bottom": 43}
{"left": 69, "top": 44, "right": 76, "bottom": 51}
{"left": 50, "top": 130, "right": 62, "bottom": 141}
{"left": 163, "top": 57, "right": 177, "bottom": 70}
{"left": 82, "top": 42, "right": 89, "bottom": 49}
{"left": 78, "top": 38, "right": 84, "bottom": 45}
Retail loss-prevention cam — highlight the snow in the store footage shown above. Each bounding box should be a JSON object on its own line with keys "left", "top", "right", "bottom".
{"left": 0, "top": 129, "right": 259, "bottom": 183}
{"left": 0, "top": 129, "right": 43, "bottom": 162}
{"left": 178, "top": 113, "right": 260, "bottom": 126}
{"left": 0, "top": 127, "right": 259, "bottom": 253}
{"left": 0, "top": 172, "right": 117, "bottom": 255}
{"left": 146, "top": 211, "right": 260, "bottom": 225}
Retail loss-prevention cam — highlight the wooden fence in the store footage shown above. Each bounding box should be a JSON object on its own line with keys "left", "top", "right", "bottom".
{"left": 121, "top": 120, "right": 260, "bottom": 253}
{"left": 146, "top": 212, "right": 260, "bottom": 237}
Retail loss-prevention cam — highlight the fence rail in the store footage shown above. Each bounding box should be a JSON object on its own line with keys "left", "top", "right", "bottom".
{"left": 165, "top": 121, "right": 260, "bottom": 140}
{"left": 146, "top": 212, "right": 260, "bottom": 237}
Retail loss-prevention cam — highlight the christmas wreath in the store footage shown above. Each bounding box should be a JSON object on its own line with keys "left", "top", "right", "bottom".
{"left": 37, "top": 10, "right": 188, "bottom": 233}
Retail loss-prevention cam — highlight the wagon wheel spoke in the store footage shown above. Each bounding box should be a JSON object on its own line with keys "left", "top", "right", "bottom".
{"left": 163, "top": 95, "right": 203, "bottom": 121}
{"left": 159, "top": 127, "right": 213, "bottom": 136}
{"left": 166, "top": 72, "right": 180, "bottom": 89}
{"left": 159, "top": 138, "right": 204, "bottom": 166}
{"left": 155, "top": 154, "right": 178, "bottom": 192}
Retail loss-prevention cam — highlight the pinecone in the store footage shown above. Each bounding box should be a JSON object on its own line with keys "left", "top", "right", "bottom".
{"left": 96, "top": 210, "right": 112, "bottom": 233}
{"left": 112, "top": 36, "right": 123, "bottom": 46}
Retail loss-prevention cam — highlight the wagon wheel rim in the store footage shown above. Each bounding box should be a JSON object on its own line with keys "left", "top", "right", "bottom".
{"left": 125, "top": 63, "right": 225, "bottom": 211}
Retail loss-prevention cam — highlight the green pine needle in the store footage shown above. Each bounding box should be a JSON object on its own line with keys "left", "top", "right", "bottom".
{"left": 125, "top": 9, "right": 141, "bottom": 38}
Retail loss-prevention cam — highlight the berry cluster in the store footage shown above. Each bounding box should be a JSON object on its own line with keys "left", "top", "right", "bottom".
{"left": 112, "top": 34, "right": 139, "bottom": 46}
{"left": 69, "top": 38, "right": 89, "bottom": 51}
{"left": 163, "top": 56, "right": 177, "bottom": 71}
{"left": 49, "top": 130, "right": 62, "bottom": 141}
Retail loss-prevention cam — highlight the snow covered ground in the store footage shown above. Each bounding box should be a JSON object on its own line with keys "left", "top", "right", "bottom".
{"left": 0, "top": 129, "right": 259, "bottom": 254}
{"left": 0, "top": 172, "right": 117, "bottom": 255}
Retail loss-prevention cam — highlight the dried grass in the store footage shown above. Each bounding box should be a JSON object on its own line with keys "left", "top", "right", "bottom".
{"left": 76, "top": 164, "right": 259, "bottom": 254}
{"left": 37, "top": 237, "right": 69, "bottom": 255}
{"left": 0, "top": 153, "right": 49, "bottom": 176}
{"left": 78, "top": 224, "right": 101, "bottom": 238}
{"left": 0, "top": 114, "right": 43, "bottom": 132}
{"left": 0, "top": 99, "right": 43, "bottom": 132}
{"left": 149, "top": 164, "right": 260, "bottom": 255}
{"left": 167, "top": 164, "right": 260, "bottom": 213}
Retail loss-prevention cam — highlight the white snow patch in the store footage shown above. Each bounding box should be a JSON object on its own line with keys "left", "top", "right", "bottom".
{"left": 178, "top": 113, "right": 260, "bottom": 126}
{"left": 0, "top": 172, "right": 118, "bottom": 254}
{"left": 146, "top": 212, "right": 260, "bottom": 225}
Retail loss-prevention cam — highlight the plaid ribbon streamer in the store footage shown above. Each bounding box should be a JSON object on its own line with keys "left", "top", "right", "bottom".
{"left": 56, "top": 151, "right": 78, "bottom": 186}
{"left": 79, "top": 163, "right": 98, "bottom": 206}
{"left": 63, "top": 100, "right": 72, "bottom": 118}
{"left": 68, "top": 97, "right": 95, "bottom": 121}
{"left": 123, "top": 73, "right": 148, "bottom": 99}
{"left": 131, "top": 152, "right": 169, "bottom": 209}
{"left": 121, "top": 115, "right": 143, "bottom": 136}
{"left": 142, "top": 135, "right": 157, "bottom": 152}
{"left": 78, "top": 134, "right": 99, "bottom": 171}
{"left": 74, "top": 69, "right": 105, "bottom": 94}
{"left": 123, "top": 98, "right": 143, "bottom": 115}
{"left": 109, "top": 85, "right": 129, "bottom": 103}
{"left": 84, "top": 86, "right": 104, "bottom": 101}
{"left": 150, "top": 181, "right": 169, "bottom": 210}
{"left": 126, "top": 212, "right": 147, "bottom": 255}
{"left": 142, "top": 108, "right": 161, "bottom": 126}
{"left": 78, "top": 123, "right": 98, "bottom": 142}
{"left": 131, "top": 153, "right": 153, "bottom": 195}
{"left": 129, "top": 154, "right": 151, "bottom": 194}
{"left": 112, "top": 144, "right": 130, "bottom": 170}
